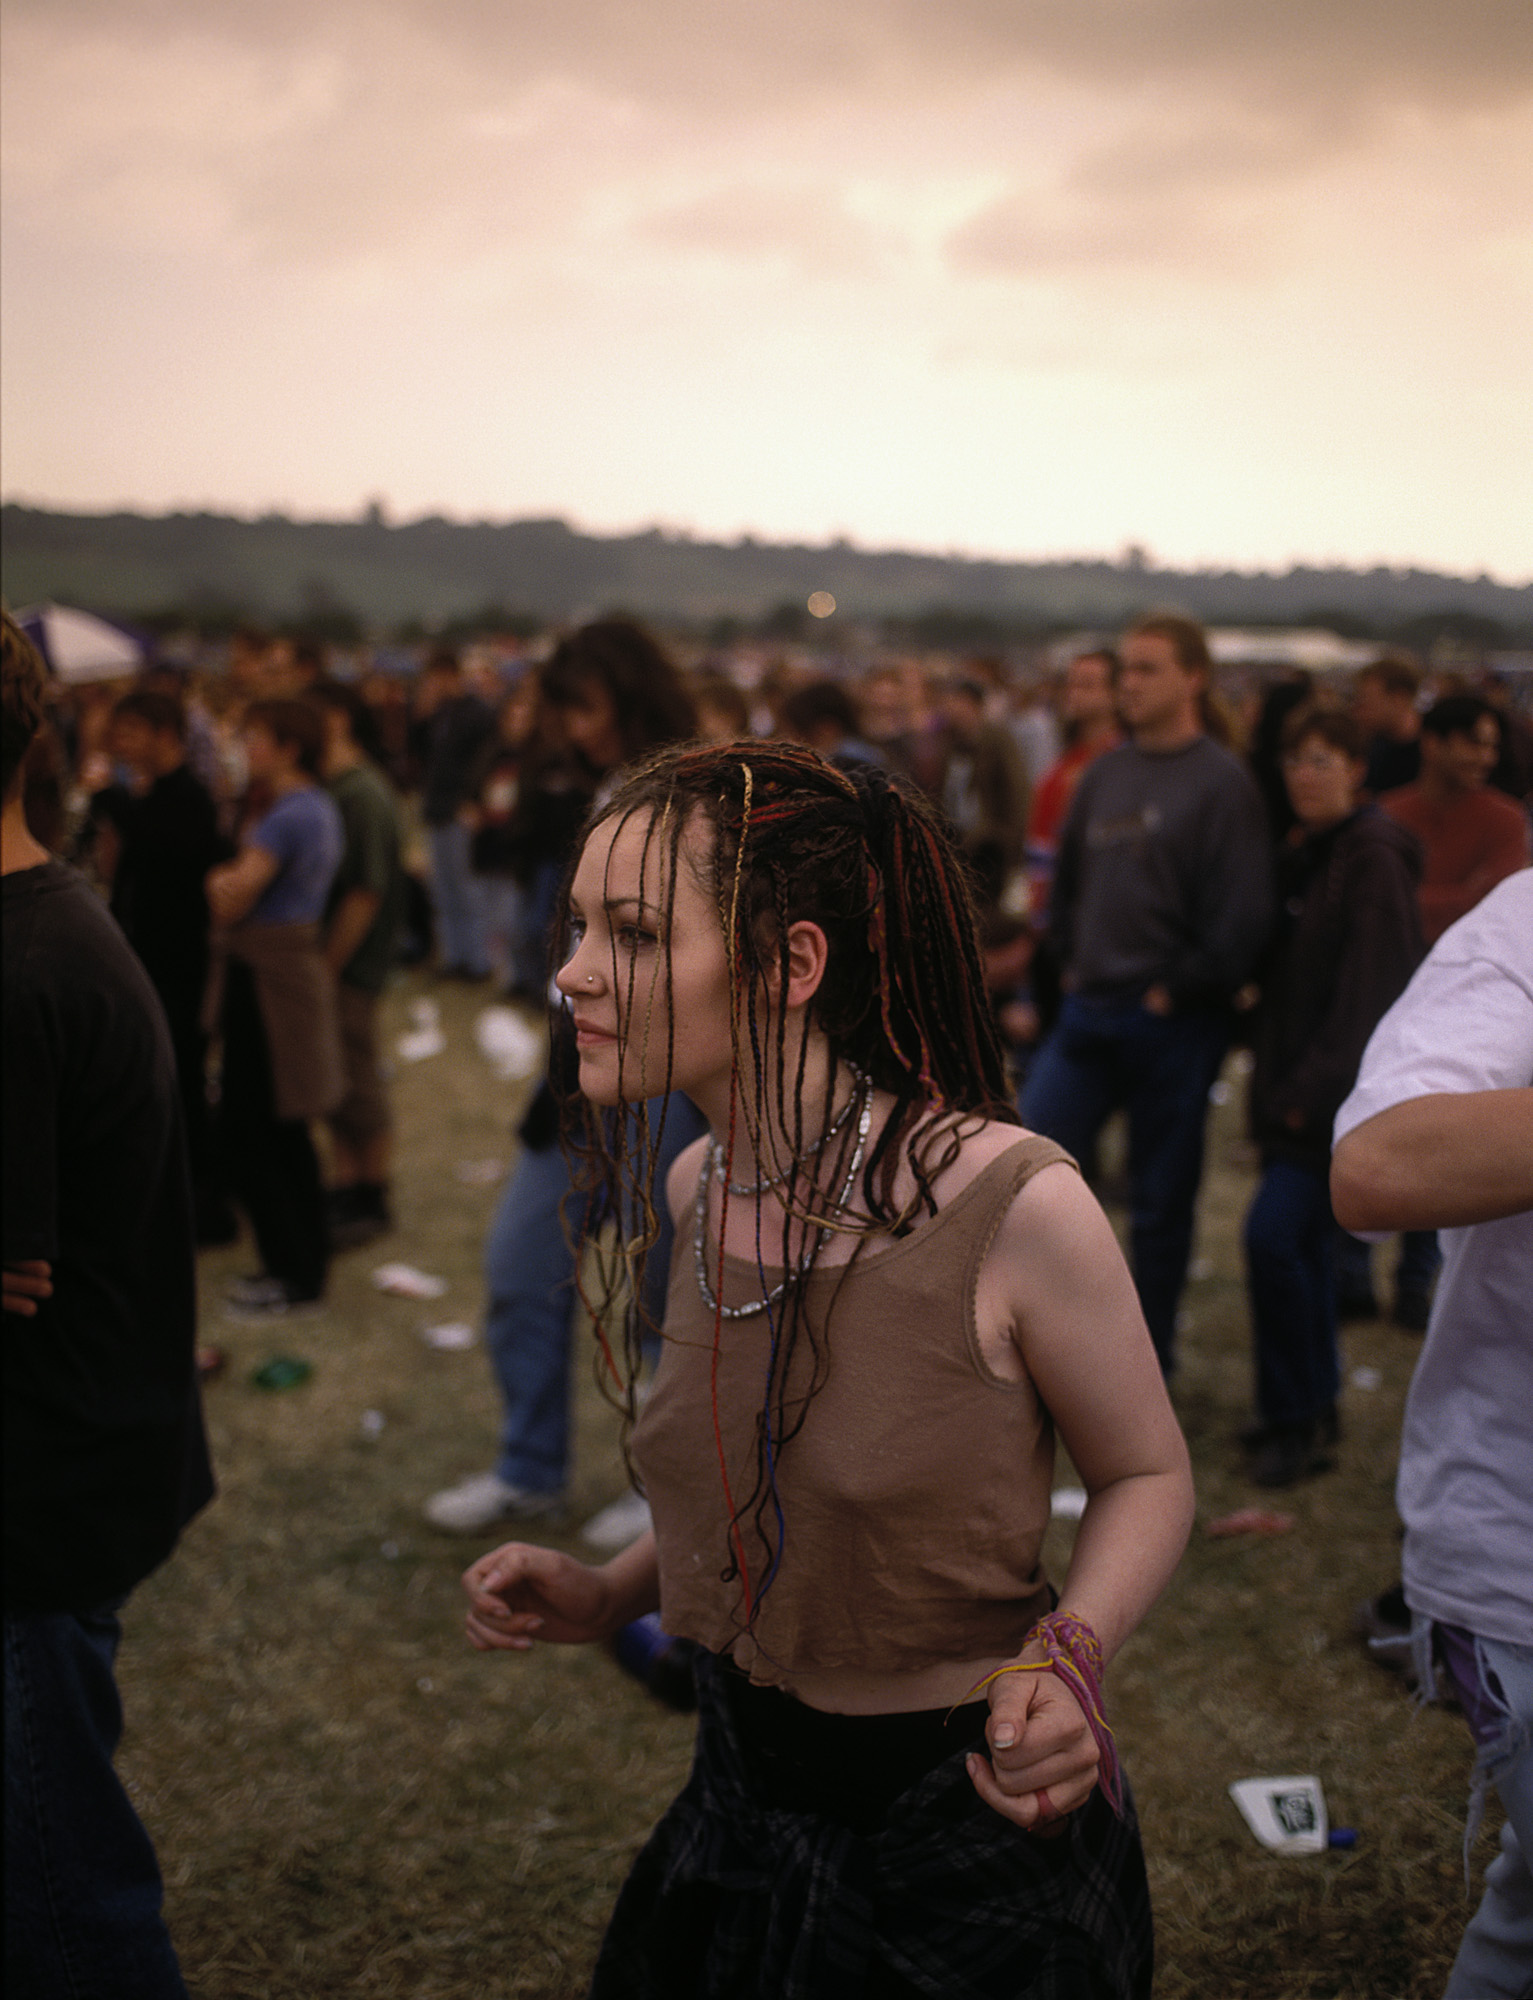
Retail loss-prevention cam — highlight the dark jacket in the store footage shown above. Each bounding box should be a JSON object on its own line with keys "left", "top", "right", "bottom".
{"left": 1249, "top": 806, "right": 1424, "bottom": 1172}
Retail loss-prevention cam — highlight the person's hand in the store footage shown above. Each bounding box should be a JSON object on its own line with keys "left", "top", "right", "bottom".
{"left": 206, "top": 864, "right": 241, "bottom": 927}
{"left": 3, "top": 1260, "right": 54, "bottom": 1318}
{"left": 462, "top": 1541, "right": 616, "bottom": 1652}
{"left": 1142, "top": 983, "right": 1173, "bottom": 1017}
{"left": 967, "top": 1661, "right": 1101, "bottom": 1834}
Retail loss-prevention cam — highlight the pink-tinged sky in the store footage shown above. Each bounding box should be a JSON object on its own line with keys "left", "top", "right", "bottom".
{"left": 3, "top": 1, "right": 1531, "bottom": 578}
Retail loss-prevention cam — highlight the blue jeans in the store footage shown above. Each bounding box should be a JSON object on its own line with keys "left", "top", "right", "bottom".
{"left": 4, "top": 1603, "right": 188, "bottom": 1999}
{"left": 485, "top": 1094, "right": 709, "bottom": 1493}
{"left": 427, "top": 820, "right": 489, "bottom": 975}
{"left": 1437, "top": 1631, "right": 1533, "bottom": 1999}
{"left": 1244, "top": 1160, "right": 1340, "bottom": 1429}
{"left": 1020, "top": 993, "right": 1231, "bottom": 1370}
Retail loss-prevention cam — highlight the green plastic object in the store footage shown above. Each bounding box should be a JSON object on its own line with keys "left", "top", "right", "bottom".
{"left": 251, "top": 1355, "right": 314, "bottom": 1391}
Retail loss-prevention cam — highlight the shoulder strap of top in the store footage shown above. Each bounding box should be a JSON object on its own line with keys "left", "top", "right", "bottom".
{"left": 956, "top": 1134, "right": 1080, "bottom": 1297}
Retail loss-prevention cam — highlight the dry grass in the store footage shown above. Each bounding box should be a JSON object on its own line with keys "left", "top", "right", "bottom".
{"left": 116, "top": 976, "right": 1489, "bottom": 1997}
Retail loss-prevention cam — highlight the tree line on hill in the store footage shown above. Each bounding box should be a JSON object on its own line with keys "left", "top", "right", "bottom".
{"left": 3, "top": 503, "right": 1529, "bottom": 649}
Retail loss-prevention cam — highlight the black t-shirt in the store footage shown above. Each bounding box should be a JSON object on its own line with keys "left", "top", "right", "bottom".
{"left": 103, "top": 762, "right": 228, "bottom": 1008}
{"left": 3, "top": 861, "right": 214, "bottom": 1612}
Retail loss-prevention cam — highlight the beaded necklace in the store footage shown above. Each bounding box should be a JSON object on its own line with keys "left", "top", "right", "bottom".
{"left": 694, "top": 1079, "right": 874, "bottom": 1320}
{"left": 717, "top": 1067, "right": 870, "bottom": 1195}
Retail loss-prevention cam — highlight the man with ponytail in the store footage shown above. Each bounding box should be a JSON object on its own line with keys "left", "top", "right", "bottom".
{"left": 459, "top": 741, "right": 1193, "bottom": 1999}
{"left": 1021, "top": 613, "right": 1272, "bottom": 1373}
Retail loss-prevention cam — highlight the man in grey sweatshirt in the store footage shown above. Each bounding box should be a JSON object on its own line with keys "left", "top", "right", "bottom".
{"left": 1021, "top": 615, "right": 1273, "bottom": 1370}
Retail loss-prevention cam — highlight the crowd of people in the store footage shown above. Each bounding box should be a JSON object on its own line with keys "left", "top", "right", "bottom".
{"left": 4, "top": 599, "right": 1531, "bottom": 1997}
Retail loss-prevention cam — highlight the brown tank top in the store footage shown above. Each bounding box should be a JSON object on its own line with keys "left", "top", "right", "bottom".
{"left": 630, "top": 1133, "right": 1075, "bottom": 1688}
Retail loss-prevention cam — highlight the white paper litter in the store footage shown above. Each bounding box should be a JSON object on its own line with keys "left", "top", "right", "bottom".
{"left": 1229, "top": 1775, "right": 1328, "bottom": 1854}
{"left": 1050, "top": 1487, "right": 1088, "bottom": 1520}
{"left": 455, "top": 1157, "right": 507, "bottom": 1186}
{"left": 396, "top": 998, "right": 446, "bottom": 1062}
{"left": 359, "top": 1408, "right": 386, "bottom": 1438}
{"left": 1350, "top": 1365, "right": 1383, "bottom": 1392}
{"left": 371, "top": 1262, "right": 449, "bottom": 1299}
{"left": 474, "top": 1006, "right": 543, "bottom": 1081}
{"left": 422, "top": 1320, "right": 477, "bottom": 1350}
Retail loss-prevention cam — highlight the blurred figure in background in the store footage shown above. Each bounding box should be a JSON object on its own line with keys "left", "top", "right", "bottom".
{"left": 425, "top": 620, "right": 699, "bottom": 1544}
{"left": 1026, "top": 648, "right": 1121, "bottom": 921}
{"left": 464, "top": 673, "right": 542, "bottom": 1000}
{"left": 416, "top": 649, "right": 496, "bottom": 981}
{"left": 99, "top": 689, "right": 235, "bottom": 1244}
{"left": 1382, "top": 695, "right": 1530, "bottom": 946}
{"left": 313, "top": 681, "right": 408, "bottom": 1251}
{"left": 1022, "top": 614, "right": 1272, "bottom": 1372}
{"left": 690, "top": 672, "right": 751, "bottom": 744}
{"left": 1352, "top": 653, "right": 1423, "bottom": 797}
{"left": 1241, "top": 707, "right": 1422, "bottom": 1487}
{"left": 1246, "top": 672, "right": 1315, "bottom": 844}
{"left": 939, "top": 675, "right": 1031, "bottom": 914}
{"left": 206, "top": 699, "right": 344, "bottom": 1317}
{"left": 778, "top": 679, "right": 882, "bottom": 766}
{"left": 1337, "top": 694, "right": 1532, "bottom": 1331}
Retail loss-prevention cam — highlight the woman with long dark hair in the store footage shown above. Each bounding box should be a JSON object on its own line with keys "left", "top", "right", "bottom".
{"left": 424, "top": 621, "right": 699, "bottom": 1539}
{"left": 462, "top": 742, "right": 1193, "bottom": 1998}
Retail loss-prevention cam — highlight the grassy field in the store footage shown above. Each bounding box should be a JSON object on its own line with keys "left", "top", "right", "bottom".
{"left": 117, "top": 973, "right": 1486, "bottom": 1998}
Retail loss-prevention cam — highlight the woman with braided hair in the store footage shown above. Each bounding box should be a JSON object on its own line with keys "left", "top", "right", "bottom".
{"left": 462, "top": 741, "right": 1193, "bottom": 2000}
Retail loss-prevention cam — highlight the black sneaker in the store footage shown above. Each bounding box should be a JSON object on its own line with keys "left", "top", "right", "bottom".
{"left": 1248, "top": 1425, "right": 1335, "bottom": 1489}
{"left": 1238, "top": 1404, "right": 1340, "bottom": 1453}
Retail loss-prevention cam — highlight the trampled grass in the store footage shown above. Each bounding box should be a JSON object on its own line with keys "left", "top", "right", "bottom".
{"left": 116, "top": 975, "right": 1485, "bottom": 1997}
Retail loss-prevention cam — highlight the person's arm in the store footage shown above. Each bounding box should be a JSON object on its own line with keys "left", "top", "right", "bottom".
{"left": 1331, "top": 1089, "right": 1533, "bottom": 1231}
{"left": 207, "top": 844, "right": 280, "bottom": 927}
{"left": 969, "top": 1164, "right": 1194, "bottom": 1828}
{"left": 461, "top": 1530, "right": 660, "bottom": 1651}
{"left": 323, "top": 887, "right": 382, "bottom": 976}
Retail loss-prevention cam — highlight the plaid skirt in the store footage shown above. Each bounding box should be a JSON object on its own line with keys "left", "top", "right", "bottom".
{"left": 589, "top": 1652, "right": 1153, "bottom": 2000}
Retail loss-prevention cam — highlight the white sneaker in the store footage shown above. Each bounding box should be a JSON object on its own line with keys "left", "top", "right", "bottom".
{"left": 581, "top": 1490, "right": 653, "bottom": 1552}
{"left": 422, "top": 1472, "right": 565, "bottom": 1534}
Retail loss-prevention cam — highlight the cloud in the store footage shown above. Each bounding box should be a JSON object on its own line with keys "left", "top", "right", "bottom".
{"left": 632, "top": 184, "right": 891, "bottom": 278}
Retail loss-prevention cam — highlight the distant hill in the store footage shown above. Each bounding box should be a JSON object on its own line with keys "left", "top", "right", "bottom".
{"left": 3, "top": 503, "right": 1529, "bottom": 643}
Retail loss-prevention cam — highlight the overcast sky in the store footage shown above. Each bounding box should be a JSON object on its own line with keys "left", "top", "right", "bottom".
{"left": 3, "top": 0, "right": 1531, "bottom": 576}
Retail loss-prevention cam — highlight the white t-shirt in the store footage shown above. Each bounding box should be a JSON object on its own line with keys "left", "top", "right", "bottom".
{"left": 1333, "top": 869, "right": 1533, "bottom": 1646}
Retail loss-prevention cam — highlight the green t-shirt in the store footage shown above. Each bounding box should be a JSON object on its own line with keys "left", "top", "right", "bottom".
{"left": 324, "top": 762, "right": 408, "bottom": 994}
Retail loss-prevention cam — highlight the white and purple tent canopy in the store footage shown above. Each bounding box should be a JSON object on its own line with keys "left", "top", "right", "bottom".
{"left": 15, "top": 602, "right": 146, "bottom": 684}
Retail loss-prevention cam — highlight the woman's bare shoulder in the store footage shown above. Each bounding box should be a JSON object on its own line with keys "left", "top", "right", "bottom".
{"left": 919, "top": 1114, "right": 1058, "bottom": 1208}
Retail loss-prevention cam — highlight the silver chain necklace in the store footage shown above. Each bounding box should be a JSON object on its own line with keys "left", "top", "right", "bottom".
{"left": 718, "top": 1068, "right": 870, "bottom": 1195}
{"left": 694, "top": 1082, "right": 874, "bottom": 1320}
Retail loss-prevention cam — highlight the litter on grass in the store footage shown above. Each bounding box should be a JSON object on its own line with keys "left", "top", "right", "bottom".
{"left": 1229, "top": 1775, "right": 1328, "bottom": 1854}
{"left": 250, "top": 1355, "right": 313, "bottom": 1391}
{"left": 359, "top": 1408, "right": 386, "bottom": 1439}
{"left": 474, "top": 1006, "right": 542, "bottom": 1081}
{"left": 422, "top": 1320, "right": 477, "bottom": 1350}
{"left": 1350, "top": 1365, "right": 1383, "bottom": 1391}
{"left": 455, "top": 1157, "right": 507, "bottom": 1186}
{"left": 396, "top": 999, "right": 447, "bottom": 1063}
{"left": 372, "top": 1262, "right": 449, "bottom": 1299}
{"left": 1205, "top": 1508, "right": 1297, "bottom": 1538}
{"left": 1050, "top": 1487, "right": 1088, "bottom": 1520}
